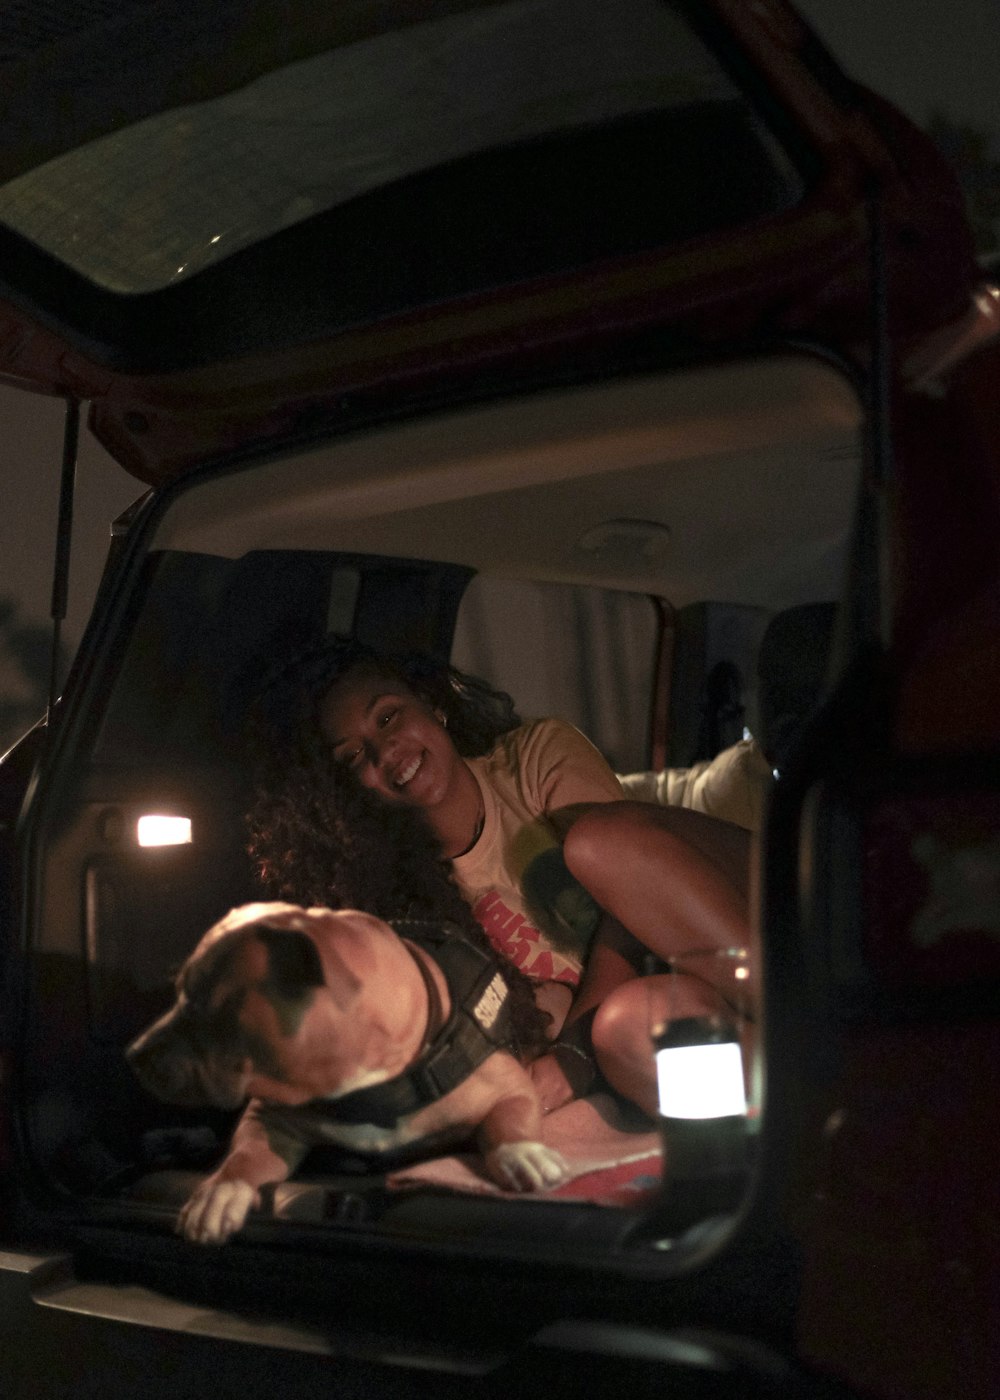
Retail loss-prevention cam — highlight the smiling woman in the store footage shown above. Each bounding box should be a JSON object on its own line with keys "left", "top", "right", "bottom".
{"left": 318, "top": 662, "right": 485, "bottom": 854}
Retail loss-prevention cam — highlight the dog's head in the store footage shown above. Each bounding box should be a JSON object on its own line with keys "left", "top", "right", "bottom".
{"left": 126, "top": 902, "right": 366, "bottom": 1110}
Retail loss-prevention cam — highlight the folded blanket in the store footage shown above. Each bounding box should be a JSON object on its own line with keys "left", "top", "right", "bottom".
{"left": 387, "top": 1091, "right": 663, "bottom": 1207}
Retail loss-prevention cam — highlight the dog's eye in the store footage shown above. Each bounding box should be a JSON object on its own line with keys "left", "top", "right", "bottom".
{"left": 199, "top": 989, "right": 247, "bottom": 1042}
{"left": 179, "top": 970, "right": 207, "bottom": 1005}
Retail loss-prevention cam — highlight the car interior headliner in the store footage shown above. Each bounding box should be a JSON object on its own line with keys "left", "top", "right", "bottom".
{"left": 149, "top": 353, "right": 861, "bottom": 610}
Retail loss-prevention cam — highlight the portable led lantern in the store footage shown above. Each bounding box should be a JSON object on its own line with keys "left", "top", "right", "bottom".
{"left": 137, "top": 814, "right": 192, "bottom": 847}
{"left": 655, "top": 1018, "right": 747, "bottom": 1120}
{"left": 653, "top": 1016, "right": 749, "bottom": 1224}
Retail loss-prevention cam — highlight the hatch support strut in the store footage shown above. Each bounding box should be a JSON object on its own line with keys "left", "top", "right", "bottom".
{"left": 866, "top": 179, "right": 893, "bottom": 647}
{"left": 47, "top": 397, "right": 80, "bottom": 726}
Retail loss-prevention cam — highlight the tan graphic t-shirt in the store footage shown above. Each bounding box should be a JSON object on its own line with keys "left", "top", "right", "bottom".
{"left": 452, "top": 719, "right": 624, "bottom": 986}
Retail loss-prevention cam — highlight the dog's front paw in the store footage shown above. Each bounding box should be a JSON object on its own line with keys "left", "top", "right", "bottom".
{"left": 486, "top": 1140, "right": 568, "bottom": 1192}
{"left": 177, "top": 1177, "right": 261, "bottom": 1245}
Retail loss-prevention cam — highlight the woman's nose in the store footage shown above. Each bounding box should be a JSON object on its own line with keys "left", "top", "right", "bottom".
{"left": 368, "top": 731, "right": 398, "bottom": 771}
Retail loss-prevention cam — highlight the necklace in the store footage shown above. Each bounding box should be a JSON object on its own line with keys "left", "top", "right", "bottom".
{"left": 449, "top": 799, "right": 485, "bottom": 860}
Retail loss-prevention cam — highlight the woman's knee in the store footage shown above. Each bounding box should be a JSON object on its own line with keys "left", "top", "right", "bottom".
{"left": 591, "top": 978, "right": 655, "bottom": 1060}
{"left": 593, "top": 973, "right": 721, "bottom": 1057}
{"left": 590, "top": 977, "right": 665, "bottom": 1117}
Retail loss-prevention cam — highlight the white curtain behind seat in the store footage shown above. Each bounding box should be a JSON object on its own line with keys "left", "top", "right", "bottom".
{"left": 451, "top": 576, "right": 658, "bottom": 774}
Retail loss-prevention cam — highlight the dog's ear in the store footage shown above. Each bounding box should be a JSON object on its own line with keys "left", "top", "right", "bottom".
{"left": 246, "top": 924, "right": 325, "bottom": 1038}
{"left": 255, "top": 920, "right": 363, "bottom": 1020}
{"left": 256, "top": 924, "right": 324, "bottom": 993}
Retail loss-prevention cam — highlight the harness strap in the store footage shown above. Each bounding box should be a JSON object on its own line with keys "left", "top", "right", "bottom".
{"left": 402, "top": 939, "right": 446, "bottom": 1054}
{"left": 318, "top": 922, "right": 516, "bottom": 1129}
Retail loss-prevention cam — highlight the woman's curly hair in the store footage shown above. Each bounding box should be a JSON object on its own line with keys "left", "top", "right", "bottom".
{"left": 245, "top": 637, "right": 550, "bottom": 1057}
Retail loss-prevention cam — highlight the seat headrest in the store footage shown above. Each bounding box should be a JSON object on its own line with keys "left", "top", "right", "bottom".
{"left": 757, "top": 602, "right": 837, "bottom": 766}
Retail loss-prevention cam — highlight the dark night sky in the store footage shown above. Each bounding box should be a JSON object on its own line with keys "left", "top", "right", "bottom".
{"left": 0, "top": 0, "right": 997, "bottom": 658}
{"left": 801, "top": 0, "right": 999, "bottom": 133}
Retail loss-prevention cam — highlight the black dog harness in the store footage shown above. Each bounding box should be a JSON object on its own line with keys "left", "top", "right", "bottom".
{"left": 317, "top": 921, "right": 519, "bottom": 1130}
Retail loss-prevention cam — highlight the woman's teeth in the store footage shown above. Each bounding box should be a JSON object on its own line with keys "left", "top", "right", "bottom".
{"left": 395, "top": 755, "right": 422, "bottom": 787}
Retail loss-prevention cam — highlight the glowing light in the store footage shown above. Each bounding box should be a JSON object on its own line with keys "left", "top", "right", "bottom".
{"left": 656, "top": 1039, "right": 746, "bottom": 1119}
{"left": 137, "top": 815, "right": 192, "bottom": 847}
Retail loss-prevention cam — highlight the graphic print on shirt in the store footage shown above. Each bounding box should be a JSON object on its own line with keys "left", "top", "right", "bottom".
{"left": 453, "top": 718, "right": 622, "bottom": 987}
{"left": 472, "top": 844, "right": 601, "bottom": 985}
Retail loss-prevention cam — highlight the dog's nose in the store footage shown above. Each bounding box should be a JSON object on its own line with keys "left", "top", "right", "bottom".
{"left": 127, "top": 1030, "right": 203, "bottom": 1105}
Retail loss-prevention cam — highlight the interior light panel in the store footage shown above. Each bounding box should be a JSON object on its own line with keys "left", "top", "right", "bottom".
{"left": 137, "top": 814, "right": 192, "bottom": 847}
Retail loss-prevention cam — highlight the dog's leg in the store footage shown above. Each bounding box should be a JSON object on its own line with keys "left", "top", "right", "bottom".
{"left": 178, "top": 1100, "right": 306, "bottom": 1244}
{"left": 477, "top": 1059, "right": 569, "bottom": 1192}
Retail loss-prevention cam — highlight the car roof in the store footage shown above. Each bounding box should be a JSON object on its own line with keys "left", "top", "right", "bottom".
{"left": 0, "top": 0, "right": 980, "bottom": 485}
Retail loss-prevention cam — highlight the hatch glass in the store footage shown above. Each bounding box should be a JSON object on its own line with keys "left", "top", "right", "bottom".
{"left": 0, "top": 0, "right": 803, "bottom": 294}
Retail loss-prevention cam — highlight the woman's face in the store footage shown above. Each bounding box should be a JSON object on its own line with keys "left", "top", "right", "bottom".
{"left": 317, "top": 664, "right": 463, "bottom": 812}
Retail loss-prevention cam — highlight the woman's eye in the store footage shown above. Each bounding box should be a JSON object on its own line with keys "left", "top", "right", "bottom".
{"left": 377, "top": 707, "right": 398, "bottom": 728}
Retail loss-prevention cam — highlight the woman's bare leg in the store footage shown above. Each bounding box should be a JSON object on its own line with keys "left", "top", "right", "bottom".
{"left": 565, "top": 911, "right": 647, "bottom": 1023}
{"left": 592, "top": 972, "right": 755, "bottom": 1119}
{"left": 563, "top": 802, "right": 753, "bottom": 1012}
{"left": 532, "top": 804, "right": 754, "bottom": 1114}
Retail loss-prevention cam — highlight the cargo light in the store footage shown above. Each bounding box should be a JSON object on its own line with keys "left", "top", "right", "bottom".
{"left": 137, "top": 815, "right": 192, "bottom": 847}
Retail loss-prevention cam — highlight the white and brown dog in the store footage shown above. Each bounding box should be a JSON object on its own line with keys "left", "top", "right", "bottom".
{"left": 127, "top": 902, "right": 567, "bottom": 1243}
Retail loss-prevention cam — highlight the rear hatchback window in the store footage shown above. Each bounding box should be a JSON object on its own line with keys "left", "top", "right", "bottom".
{"left": 0, "top": 0, "right": 804, "bottom": 295}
